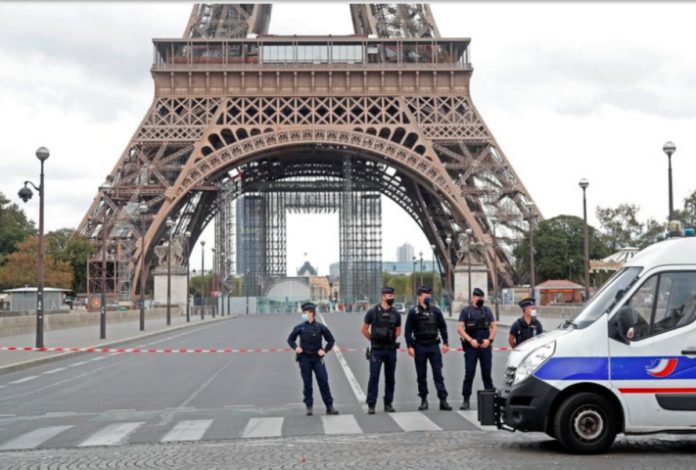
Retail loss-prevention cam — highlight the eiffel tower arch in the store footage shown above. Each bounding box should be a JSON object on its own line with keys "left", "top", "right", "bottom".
{"left": 77, "top": 3, "right": 540, "bottom": 305}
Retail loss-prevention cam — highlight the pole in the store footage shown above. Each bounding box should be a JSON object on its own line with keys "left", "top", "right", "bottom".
{"left": 186, "top": 237, "right": 191, "bottom": 323}
{"left": 419, "top": 255, "right": 423, "bottom": 286}
{"left": 492, "top": 221, "right": 499, "bottom": 322}
{"left": 201, "top": 242, "right": 205, "bottom": 320}
{"left": 36, "top": 160, "right": 45, "bottom": 348}
{"left": 446, "top": 240, "right": 453, "bottom": 317}
{"left": 166, "top": 228, "right": 172, "bottom": 326}
{"left": 467, "top": 236, "right": 472, "bottom": 303}
{"left": 245, "top": 271, "right": 249, "bottom": 315}
{"left": 668, "top": 154, "right": 674, "bottom": 220}
{"left": 430, "top": 245, "right": 436, "bottom": 300}
{"left": 529, "top": 213, "right": 536, "bottom": 298}
{"left": 100, "top": 211, "right": 107, "bottom": 340}
{"left": 140, "top": 216, "right": 146, "bottom": 331}
{"left": 582, "top": 187, "right": 590, "bottom": 300}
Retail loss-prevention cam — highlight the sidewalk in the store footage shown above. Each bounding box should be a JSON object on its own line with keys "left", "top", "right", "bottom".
{"left": 0, "top": 311, "right": 236, "bottom": 375}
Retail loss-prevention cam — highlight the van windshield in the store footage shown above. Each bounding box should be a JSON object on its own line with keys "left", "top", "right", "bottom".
{"left": 564, "top": 267, "right": 643, "bottom": 329}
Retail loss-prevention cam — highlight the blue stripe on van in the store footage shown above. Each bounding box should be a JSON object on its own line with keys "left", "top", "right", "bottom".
{"left": 534, "top": 357, "right": 609, "bottom": 381}
{"left": 533, "top": 356, "right": 696, "bottom": 381}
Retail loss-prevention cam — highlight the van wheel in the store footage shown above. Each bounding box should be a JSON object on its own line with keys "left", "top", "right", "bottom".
{"left": 553, "top": 392, "right": 617, "bottom": 454}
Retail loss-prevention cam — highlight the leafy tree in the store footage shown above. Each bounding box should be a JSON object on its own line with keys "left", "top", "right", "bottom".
{"left": 0, "top": 236, "right": 72, "bottom": 290}
{"left": 513, "top": 215, "right": 608, "bottom": 285}
{"left": 595, "top": 203, "right": 642, "bottom": 251}
{"left": 0, "top": 192, "right": 36, "bottom": 264}
{"left": 45, "top": 229, "right": 94, "bottom": 293}
{"left": 637, "top": 218, "right": 665, "bottom": 249}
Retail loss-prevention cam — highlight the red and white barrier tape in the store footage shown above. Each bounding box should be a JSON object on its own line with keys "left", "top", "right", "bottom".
{"left": 0, "top": 345, "right": 510, "bottom": 354}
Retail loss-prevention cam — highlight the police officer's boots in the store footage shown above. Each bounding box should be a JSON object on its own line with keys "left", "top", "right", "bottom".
{"left": 439, "top": 399, "right": 452, "bottom": 411}
{"left": 367, "top": 405, "right": 376, "bottom": 415}
{"left": 306, "top": 407, "right": 313, "bottom": 416}
{"left": 418, "top": 398, "right": 428, "bottom": 411}
{"left": 460, "top": 398, "right": 470, "bottom": 410}
{"left": 384, "top": 403, "right": 395, "bottom": 413}
{"left": 326, "top": 407, "right": 339, "bottom": 415}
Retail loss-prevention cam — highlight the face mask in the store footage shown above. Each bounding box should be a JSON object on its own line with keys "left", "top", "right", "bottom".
{"left": 530, "top": 310, "right": 537, "bottom": 317}
{"left": 424, "top": 297, "right": 432, "bottom": 306}
{"left": 301, "top": 313, "right": 309, "bottom": 322}
{"left": 475, "top": 299, "right": 484, "bottom": 308}
{"left": 386, "top": 298, "right": 394, "bottom": 306}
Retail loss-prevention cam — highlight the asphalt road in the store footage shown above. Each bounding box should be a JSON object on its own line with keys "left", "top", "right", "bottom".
{"left": 0, "top": 311, "right": 693, "bottom": 468}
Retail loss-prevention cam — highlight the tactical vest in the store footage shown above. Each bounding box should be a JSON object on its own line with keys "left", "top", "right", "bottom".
{"left": 414, "top": 310, "right": 439, "bottom": 344}
{"left": 300, "top": 323, "right": 322, "bottom": 349}
{"left": 463, "top": 308, "right": 491, "bottom": 335}
{"left": 371, "top": 308, "right": 397, "bottom": 346}
{"left": 514, "top": 318, "right": 539, "bottom": 344}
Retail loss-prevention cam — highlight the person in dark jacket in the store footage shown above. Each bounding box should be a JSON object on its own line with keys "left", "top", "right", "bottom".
{"left": 404, "top": 287, "right": 452, "bottom": 411}
{"left": 509, "top": 297, "right": 543, "bottom": 347}
{"left": 287, "top": 302, "right": 339, "bottom": 416}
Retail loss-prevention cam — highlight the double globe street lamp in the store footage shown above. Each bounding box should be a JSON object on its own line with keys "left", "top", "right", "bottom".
{"left": 17, "top": 147, "right": 50, "bottom": 348}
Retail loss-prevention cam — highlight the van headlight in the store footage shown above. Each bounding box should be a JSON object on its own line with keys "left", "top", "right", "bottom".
{"left": 513, "top": 341, "right": 555, "bottom": 386}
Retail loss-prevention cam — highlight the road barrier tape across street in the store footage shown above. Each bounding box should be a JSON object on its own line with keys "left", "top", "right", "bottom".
{"left": 0, "top": 345, "right": 511, "bottom": 354}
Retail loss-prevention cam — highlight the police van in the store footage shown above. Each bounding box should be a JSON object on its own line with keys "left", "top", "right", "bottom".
{"left": 479, "top": 233, "right": 696, "bottom": 453}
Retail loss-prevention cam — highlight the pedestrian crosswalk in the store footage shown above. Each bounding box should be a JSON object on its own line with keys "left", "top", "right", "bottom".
{"left": 0, "top": 410, "right": 484, "bottom": 451}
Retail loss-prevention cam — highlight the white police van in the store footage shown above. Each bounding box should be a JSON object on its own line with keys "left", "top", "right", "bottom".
{"left": 479, "top": 234, "right": 696, "bottom": 453}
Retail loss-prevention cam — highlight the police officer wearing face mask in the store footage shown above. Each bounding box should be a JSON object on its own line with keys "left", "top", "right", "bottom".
{"left": 362, "top": 287, "right": 401, "bottom": 414}
{"left": 457, "top": 287, "right": 497, "bottom": 410}
{"left": 287, "top": 302, "right": 339, "bottom": 416}
{"left": 404, "top": 287, "right": 452, "bottom": 411}
{"left": 509, "top": 298, "right": 543, "bottom": 348}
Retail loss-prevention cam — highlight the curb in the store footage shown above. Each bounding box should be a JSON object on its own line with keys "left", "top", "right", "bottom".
{"left": 0, "top": 314, "right": 238, "bottom": 376}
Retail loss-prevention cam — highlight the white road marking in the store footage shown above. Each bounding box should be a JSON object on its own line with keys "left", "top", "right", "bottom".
{"left": 456, "top": 410, "right": 496, "bottom": 431}
{"left": 389, "top": 411, "right": 441, "bottom": 432}
{"left": 161, "top": 419, "right": 213, "bottom": 442}
{"left": 318, "top": 313, "right": 366, "bottom": 403}
{"left": 9, "top": 376, "right": 38, "bottom": 384}
{"left": 0, "top": 425, "right": 72, "bottom": 450}
{"left": 43, "top": 368, "right": 66, "bottom": 375}
{"left": 69, "top": 361, "right": 88, "bottom": 367}
{"left": 321, "top": 414, "right": 363, "bottom": 435}
{"left": 241, "top": 417, "right": 284, "bottom": 438}
{"left": 78, "top": 422, "right": 144, "bottom": 447}
{"left": 90, "top": 357, "right": 106, "bottom": 362}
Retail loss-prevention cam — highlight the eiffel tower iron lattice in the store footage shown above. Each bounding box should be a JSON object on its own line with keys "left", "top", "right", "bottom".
{"left": 77, "top": 3, "right": 541, "bottom": 306}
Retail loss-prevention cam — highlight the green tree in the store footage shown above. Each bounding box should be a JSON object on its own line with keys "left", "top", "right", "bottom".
{"left": 595, "top": 203, "right": 642, "bottom": 251}
{"left": 0, "top": 192, "right": 36, "bottom": 264}
{"left": 0, "top": 236, "right": 72, "bottom": 290}
{"left": 637, "top": 218, "right": 665, "bottom": 249}
{"left": 45, "top": 229, "right": 94, "bottom": 293}
{"left": 513, "top": 215, "right": 608, "bottom": 285}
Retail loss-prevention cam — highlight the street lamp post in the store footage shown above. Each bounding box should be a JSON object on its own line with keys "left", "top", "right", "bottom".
{"left": 430, "top": 244, "right": 436, "bottom": 301}
{"left": 579, "top": 178, "right": 590, "bottom": 300}
{"left": 245, "top": 269, "right": 250, "bottom": 315}
{"left": 419, "top": 251, "right": 424, "bottom": 286}
{"left": 663, "top": 141, "right": 676, "bottom": 220}
{"left": 445, "top": 235, "right": 453, "bottom": 317}
{"left": 201, "top": 240, "right": 206, "bottom": 320}
{"left": 465, "top": 228, "right": 473, "bottom": 303}
{"left": 412, "top": 256, "right": 417, "bottom": 300}
{"left": 211, "top": 247, "right": 217, "bottom": 318}
{"left": 17, "top": 146, "right": 50, "bottom": 348}
{"left": 165, "top": 217, "right": 174, "bottom": 326}
{"left": 184, "top": 231, "right": 191, "bottom": 323}
{"left": 99, "top": 195, "right": 109, "bottom": 340}
{"left": 490, "top": 217, "right": 500, "bottom": 322}
{"left": 137, "top": 202, "right": 148, "bottom": 331}
{"left": 526, "top": 202, "right": 536, "bottom": 298}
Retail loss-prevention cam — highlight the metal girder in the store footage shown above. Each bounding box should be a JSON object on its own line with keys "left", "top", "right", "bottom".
{"left": 351, "top": 4, "right": 440, "bottom": 38}
{"left": 184, "top": 3, "right": 271, "bottom": 39}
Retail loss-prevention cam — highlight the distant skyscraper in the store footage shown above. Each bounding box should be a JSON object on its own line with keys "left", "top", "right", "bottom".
{"left": 397, "top": 243, "right": 415, "bottom": 263}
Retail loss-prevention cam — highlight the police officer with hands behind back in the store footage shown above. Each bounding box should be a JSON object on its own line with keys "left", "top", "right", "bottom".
{"left": 404, "top": 287, "right": 452, "bottom": 411}
{"left": 362, "top": 287, "right": 401, "bottom": 414}
{"left": 509, "top": 297, "right": 543, "bottom": 348}
{"left": 287, "top": 302, "right": 339, "bottom": 416}
{"left": 457, "top": 287, "right": 497, "bottom": 410}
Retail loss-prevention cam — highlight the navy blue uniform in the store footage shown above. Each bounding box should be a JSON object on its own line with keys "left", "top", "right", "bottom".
{"left": 287, "top": 321, "right": 335, "bottom": 408}
{"left": 404, "top": 305, "right": 449, "bottom": 399}
{"left": 459, "top": 305, "right": 495, "bottom": 399}
{"left": 364, "top": 305, "right": 401, "bottom": 407}
{"left": 509, "top": 317, "right": 543, "bottom": 346}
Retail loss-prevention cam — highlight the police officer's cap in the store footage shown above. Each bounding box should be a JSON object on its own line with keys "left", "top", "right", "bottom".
{"left": 472, "top": 287, "right": 485, "bottom": 297}
{"left": 381, "top": 287, "right": 395, "bottom": 294}
{"left": 301, "top": 302, "right": 316, "bottom": 313}
{"left": 519, "top": 298, "right": 535, "bottom": 309}
{"left": 416, "top": 286, "right": 432, "bottom": 295}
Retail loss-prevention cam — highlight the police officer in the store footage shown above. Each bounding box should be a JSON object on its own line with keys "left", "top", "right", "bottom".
{"left": 404, "top": 287, "right": 452, "bottom": 411}
{"left": 362, "top": 287, "right": 401, "bottom": 414}
{"left": 287, "top": 302, "right": 339, "bottom": 416}
{"left": 457, "top": 287, "right": 497, "bottom": 410}
{"left": 509, "top": 298, "right": 543, "bottom": 348}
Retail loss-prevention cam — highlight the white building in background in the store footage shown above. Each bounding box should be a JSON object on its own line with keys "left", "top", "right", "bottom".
{"left": 397, "top": 243, "right": 415, "bottom": 263}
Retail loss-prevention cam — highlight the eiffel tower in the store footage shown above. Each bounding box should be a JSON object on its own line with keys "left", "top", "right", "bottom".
{"left": 78, "top": 3, "right": 540, "bottom": 306}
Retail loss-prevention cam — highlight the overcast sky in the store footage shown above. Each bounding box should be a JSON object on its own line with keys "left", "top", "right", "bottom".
{"left": 1, "top": 1, "right": 695, "bottom": 276}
